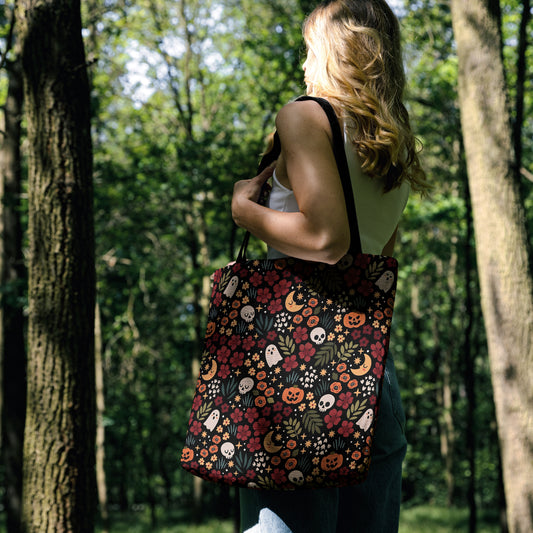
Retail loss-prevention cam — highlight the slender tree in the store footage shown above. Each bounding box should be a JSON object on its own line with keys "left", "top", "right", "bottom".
{"left": 451, "top": 1, "right": 533, "bottom": 531}
{"left": 16, "top": 0, "right": 96, "bottom": 531}
{"left": 0, "top": 52, "right": 26, "bottom": 533}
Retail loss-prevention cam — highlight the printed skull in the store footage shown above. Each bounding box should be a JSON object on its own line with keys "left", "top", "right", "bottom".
{"left": 221, "top": 442, "right": 235, "bottom": 459}
{"left": 288, "top": 470, "right": 305, "bottom": 486}
{"left": 318, "top": 393, "right": 335, "bottom": 412}
{"left": 240, "top": 305, "right": 255, "bottom": 323}
{"left": 239, "top": 377, "right": 254, "bottom": 394}
{"left": 310, "top": 327, "right": 326, "bottom": 345}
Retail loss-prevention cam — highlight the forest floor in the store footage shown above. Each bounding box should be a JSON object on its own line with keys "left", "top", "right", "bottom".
{"left": 92, "top": 505, "right": 500, "bottom": 533}
{"left": 0, "top": 505, "right": 501, "bottom": 532}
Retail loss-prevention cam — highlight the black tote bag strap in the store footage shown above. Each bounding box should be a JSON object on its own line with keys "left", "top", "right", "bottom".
{"left": 237, "top": 96, "right": 362, "bottom": 261}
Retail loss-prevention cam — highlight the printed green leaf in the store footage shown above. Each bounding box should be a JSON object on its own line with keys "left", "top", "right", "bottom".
{"left": 314, "top": 342, "right": 337, "bottom": 367}
{"left": 347, "top": 400, "right": 367, "bottom": 422}
{"left": 366, "top": 260, "right": 385, "bottom": 281}
{"left": 302, "top": 410, "right": 324, "bottom": 435}
{"left": 279, "top": 334, "right": 296, "bottom": 358}
{"left": 283, "top": 417, "right": 303, "bottom": 438}
{"left": 338, "top": 341, "right": 359, "bottom": 361}
{"left": 196, "top": 400, "right": 214, "bottom": 422}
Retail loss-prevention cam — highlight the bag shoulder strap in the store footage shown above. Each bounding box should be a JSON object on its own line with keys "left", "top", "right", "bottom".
{"left": 238, "top": 96, "right": 362, "bottom": 261}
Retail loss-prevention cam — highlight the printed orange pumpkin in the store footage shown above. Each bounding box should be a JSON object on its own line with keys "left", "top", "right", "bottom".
{"left": 343, "top": 311, "right": 366, "bottom": 329}
{"left": 321, "top": 453, "right": 343, "bottom": 471}
{"left": 181, "top": 448, "right": 194, "bottom": 462}
{"left": 282, "top": 386, "right": 305, "bottom": 404}
{"left": 205, "top": 321, "right": 216, "bottom": 338}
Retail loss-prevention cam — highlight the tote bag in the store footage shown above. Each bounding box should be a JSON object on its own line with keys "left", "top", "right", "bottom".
{"left": 180, "top": 97, "right": 398, "bottom": 489}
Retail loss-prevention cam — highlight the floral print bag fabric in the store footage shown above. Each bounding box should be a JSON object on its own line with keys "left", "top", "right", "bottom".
{"left": 180, "top": 97, "right": 398, "bottom": 489}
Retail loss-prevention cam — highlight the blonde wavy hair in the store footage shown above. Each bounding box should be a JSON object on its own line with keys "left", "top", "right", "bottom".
{"left": 303, "top": 0, "right": 429, "bottom": 192}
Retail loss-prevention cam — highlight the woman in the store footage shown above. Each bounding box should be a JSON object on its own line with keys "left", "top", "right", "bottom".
{"left": 231, "top": 1, "right": 428, "bottom": 532}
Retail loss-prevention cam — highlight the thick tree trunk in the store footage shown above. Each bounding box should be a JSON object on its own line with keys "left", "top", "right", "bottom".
{"left": 451, "top": 2, "right": 533, "bottom": 532}
{"left": 17, "top": 0, "right": 96, "bottom": 532}
{"left": 0, "top": 57, "right": 26, "bottom": 533}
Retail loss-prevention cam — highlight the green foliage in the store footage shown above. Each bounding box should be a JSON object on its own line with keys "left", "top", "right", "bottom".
{"left": 68, "top": 0, "right": 533, "bottom": 520}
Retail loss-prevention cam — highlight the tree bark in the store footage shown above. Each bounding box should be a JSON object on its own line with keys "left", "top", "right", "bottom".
{"left": 0, "top": 56, "right": 26, "bottom": 533}
{"left": 17, "top": 0, "right": 96, "bottom": 531}
{"left": 451, "top": 1, "right": 533, "bottom": 531}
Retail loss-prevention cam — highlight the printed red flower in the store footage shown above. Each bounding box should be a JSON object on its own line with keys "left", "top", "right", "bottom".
{"left": 371, "top": 342, "right": 385, "bottom": 361}
{"left": 229, "top": 352, "right": 245, "bottom": 368}
{"left": 359, "top": 337, "right": 369, "bottom": 347}
{"left": 249, "top": 271, "right": 262, "bottom": 286}
{"left": 253, "top": 417, "right": 270, "bottom": 435}
{"left": 223, "top": 472, "right": 236, "bottom": 484}
{"left": 282, "top": 355, "right": 298, "bottom": 372}
{"left": 298, "top": 342, "right": 316, "bottom": 362}
{"left": 190, "top": 420, "right": 202, "bottom": 435}
{"left": 264, "top": 271, "right": 280, "bottom": 285}
{"left": 273, "top": 279, "right": 292, "bottom": 298}
{"left": 282, "top": 406, "right": 293, "bottom": 417}
{"left": 245, "top": 407, "right": 259, "bottom": 423}
{"left": 324, "top": 408, "right": 342, "bottom": 428}
{"left": 338, "top": 420, "right": 354, "bottom": 437}
{"left": 293, "top": 326, "right": 309, "bottom": 344}
{"left": 355, "top": 255, "right": 371, "bottom": 268}
{"left": 236, "top": 424, "right": 251, "bottom": 440}
{"left": 242, "top": 336, "right": 256, "bottom": 351}
{"left": 247, "top": 437, "right": 261, "bottom": 452}
{"left": 358, "top": 280, "right": 374, "bottom": 296}
{"left": 336, "top": 392, "right": 354, "bottom": 409}
{"left": 228, "top": 334, "right": 241, "bottom": 350}
{"left": 217, "top": 364, "right": 230, "bottom": 379}
{"left": 373, "top": 330, "right": 383, "bottom": 341}
{"left": 230, "top": 408, "right": 244, "bottom": 424}
{"left": 267, "top": 330, "right": 278, "bottom": 341}
{"left": 217, "top": 346, "right": 231, "bottom": 364}
{"left": 273, "top": 413, "right": 283, "bottom": 424}
{"left": 363, "top": 325, "right": 373, "bottom": 336}
{"left": 271, "top": 468, "right": 287, "bottom": 484}
{"left": 246, "top": 469, "right": 257, "bottom": 480}
{"left": 192, "top": 395, "right": 202, "bottom": 411}
{"left": 214, "top": 292, "right": 222, "bottom": 306}
{"left": 221, "top": 403, "right": 230, "bottom": 413}
{"left": 373, "top": 362, "right": 383, "bottom": 378}
{"left": 273, "top": 401, "right": 284, "bottom": 412}
{"left": 268, "top": 298, "right": 283, "bottom": 314}
{"left": 258, "top": 339, "right": 267, "bottom": 349}
{"left": 350, "top": 329, "right": 362, "bottom": 341}
{"left": 257, "top": 287, "right": 272, "bottom": 303}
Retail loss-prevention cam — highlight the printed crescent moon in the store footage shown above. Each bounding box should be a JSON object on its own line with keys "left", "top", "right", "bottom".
{"left": 285, "top": 291, "right": 304, "bottom": 312}
{"left": 263, "top": 430, "right": 283, "bottom": 453}
{"left": 201, "top": 359, "right": 217, "bottom": 381}
{"left": 351, "top": 354, "right": 372, "bottom": 377}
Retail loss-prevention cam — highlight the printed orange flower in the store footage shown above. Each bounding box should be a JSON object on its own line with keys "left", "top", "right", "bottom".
{"left": 339, "top": 373, "right": 350, "bottom": 383}
{"left": 330, "top": 382, "right": 342, "bottom": 394}
{"left": 306, "top": 316, "right": 319, "bottom": 328}
{"left": 255, "top": 396, "right": 266, "bottom": 408}
{"left": 256, "top": 370, "right": 267, "bottom": 380}
{"left": 293, "top": 314, "right": 303, "bottom": 324}
{"left": 280, "top": 449, "right": 291, "bottom": 460}
{"left": 285, "top": 458, "right": 298, "bottom": 470}
{"left": 308, "top": 298, "right": 318, "bottom": 308}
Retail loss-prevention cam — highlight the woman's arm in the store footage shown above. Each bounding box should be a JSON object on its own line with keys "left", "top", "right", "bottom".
{"left": 231, "top": 100, "right": 350, "bottom": 265}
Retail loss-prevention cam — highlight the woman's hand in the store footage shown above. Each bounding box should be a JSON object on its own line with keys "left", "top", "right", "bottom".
{"left": 232, "top": 165, "right": 275, "bottom": 227}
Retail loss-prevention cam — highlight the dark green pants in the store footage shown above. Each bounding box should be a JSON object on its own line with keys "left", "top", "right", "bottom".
{"left": 240, "top": 356, "right": 407, "bottom": 533}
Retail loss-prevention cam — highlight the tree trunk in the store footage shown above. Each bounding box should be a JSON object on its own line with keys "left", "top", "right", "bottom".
{"left": 95, "top": 302, "right": 110, "bottom": 533}
{"left": 451, "top": 2, "right": 533, "bottom": 532}
{"left": 17, "top": 0, "right": 96, "bottom": 531}
{"left": 0, "top": 56, "right": 26, "bottom": 533}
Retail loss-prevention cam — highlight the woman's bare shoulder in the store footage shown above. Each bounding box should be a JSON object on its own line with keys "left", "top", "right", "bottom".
{"left": 275, "top": 99, "right": 332, "bottom": 141}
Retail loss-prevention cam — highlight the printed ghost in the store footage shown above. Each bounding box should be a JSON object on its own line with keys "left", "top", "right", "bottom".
{"left": 239, "top": 377, "right": 254, "bottom": 394}
{"left": 376, "top": 271, "right": 394, "bottom": 292}
{"left": 223, "top": 276, "right": 239, "bottom": 298}
{"left": 265, "top": 344, "right": 283, "bottom": 367}
{"left": 221, "top": 442, "right": 235, "bottom": 459}
{"left": 318, "top": 394, "right": 335, "bottom": 412}
{"left": 310, "top": 327, "right": 326, "bottom": 345}
{"left": 240, "top": 305, "right": 255, "bottom": 323}
{"left": 356, "top": 408, "right": 374, "bottom": 431}
{"left": 204, "top": 409, "right": 220, "bottom": 431}
{"left": 288, "top": 470, "right": 305, "bottom": 486}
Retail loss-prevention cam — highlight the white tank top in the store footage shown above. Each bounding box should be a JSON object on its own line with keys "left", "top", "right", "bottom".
{"left": 267, "top": 131, "right": 409, "bottom": 258}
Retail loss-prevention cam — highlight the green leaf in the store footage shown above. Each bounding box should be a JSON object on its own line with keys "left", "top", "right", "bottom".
{"left": 302, "top": 410, "right": 324, "bottom": 435}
